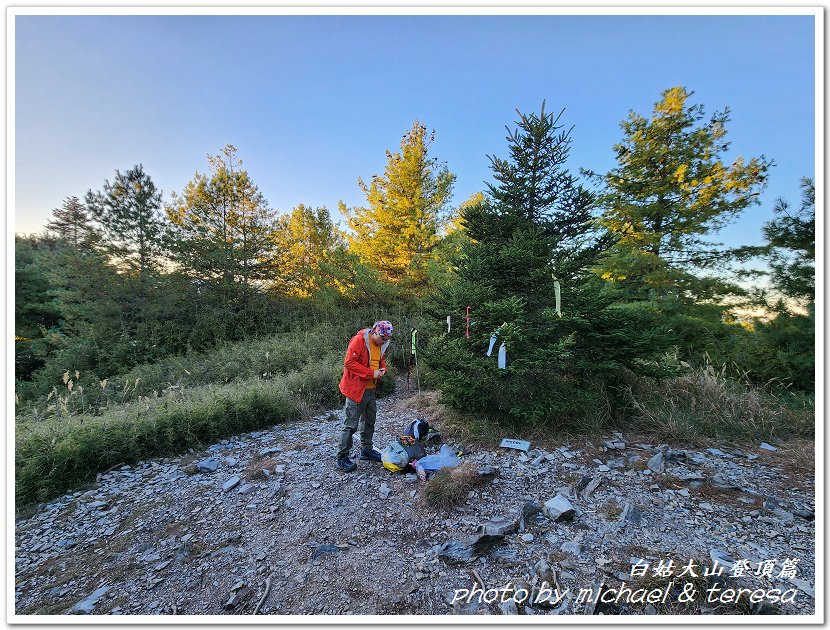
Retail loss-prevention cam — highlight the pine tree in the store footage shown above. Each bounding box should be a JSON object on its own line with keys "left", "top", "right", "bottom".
{"left": 588, "top": 86, "right": 772, "bottom": 302}
{"left": 45, "top": 196, "right": 100, "bottom": 248}
{"left": 428, "top": 104, "right": 670, "bottom": 428}
{"left": 268, "top": 204, "right": 346, "bottom": 298}
{"left": 166, "top": 145, "right": 275, "bottom": 311}
{"left": 344, "top": 120, "right": 455, "bottom": 296}
{"left": 85, "top": 164, "right": 166, "bottom": 277}
{"left": 734, "top": 177, "right": 815, "bottom": 391}
{"left": 763, "top": 177, "right": 815, "bottom": 305}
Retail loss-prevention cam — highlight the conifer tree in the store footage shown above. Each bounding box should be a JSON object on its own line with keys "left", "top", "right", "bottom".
{"left": 428, "top": 104, "right": 670, "bottom": 428}
{"left": 763, "top": 177, "right": 815, "bottom": 305}
{"left": 344, "top": 120, "right": 455, "bottom": 296}
{"left": 166, "top": 145, "right": 275, "bottom": 309}
{"left": 45, "top": 196, "right": 100, "bottom": 248}
{"left": 588, "top": 86, "right": 772, "bottom": 302}
{"left": 268, "top": 204, "right": 346, "bottom": 298}
{"left": 85, "top": 164, "right": 165, "bottom": 277}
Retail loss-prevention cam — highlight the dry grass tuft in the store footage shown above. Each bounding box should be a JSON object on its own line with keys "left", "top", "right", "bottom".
{"left": 769, "top": 438, "right": 815, "bottom": 484}
{"left": 598, "top": 498, "right": 623, "bottom": 520}
{"left": 624, "top": 364, "right": 814, "bottom": 445}
{"left": 245, "top": 458, "right": 280, "bottom": 481}
{"left": 392, "top": 390, "right": 445, "bottom": 424}
{"left": 423, "top": 463, "right": 488, "bottom": 509}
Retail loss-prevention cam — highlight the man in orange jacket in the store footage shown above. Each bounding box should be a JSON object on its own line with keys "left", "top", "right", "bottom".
{"left": 336, "top": 320, "right": 393, "bottom": 472}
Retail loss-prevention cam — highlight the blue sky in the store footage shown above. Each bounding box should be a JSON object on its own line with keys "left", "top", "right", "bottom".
{"left": 14, "top": 13, "right": 817, "bottom": 250}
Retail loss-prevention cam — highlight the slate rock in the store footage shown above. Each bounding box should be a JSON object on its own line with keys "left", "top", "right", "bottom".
{"left": 580, "top": 476, "right": 603, "bottom": 499}
{"left": 311, "top": 544, "right": 340, "bottom": 560}
{"left": 620, "top": 501, "right": 642, "bottom": 525}
{"left": 710, "top": 549, "right": 736, "bottom": 570}
{"left": 759, "top": 442, "right": 778, "bottom": 452}
{"left": 560, "top": 540, "right": 584, "bottom": 556}
{"left": 477, "top": 516, "right": 518, "bottom": 536}
{"left": 543, "top": 494, "right": 575, "bottom": 522}
{"left": 711, "top": 474, "right": 740, "bottom": 490}
{"left": 794, "top": 508, "right": 815, "bottom": 520}
{"left": 476, "top": 466, "right": 498, "bottom": 480}
{"left": 438, "top": 534, "right": 505, "bottom": 564}
{"left": 521, "top": 501, "right": 546, "bottom": 528}
{"left": 647, "top": 452, "right": 665, "bottom": 473}
{"left": 68, "top": 586, "right": 110, "bottom": 614}
{"left": 196, "top": 458, "right": 220, "bottom": 473}
{"left": 224, "top": 586, "right": 251, "bottom": 609}
{"left": 222, "top": 476, "right": 241, "bottom": 492}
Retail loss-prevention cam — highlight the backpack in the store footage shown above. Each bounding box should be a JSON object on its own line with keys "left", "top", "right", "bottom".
{"left": 404, "top": 418, "right": 430, "bottom": 441}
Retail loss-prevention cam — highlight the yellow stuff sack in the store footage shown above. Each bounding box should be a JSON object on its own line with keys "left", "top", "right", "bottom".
{"left": 381, "top": 440, "right": 409, "bottom": 472}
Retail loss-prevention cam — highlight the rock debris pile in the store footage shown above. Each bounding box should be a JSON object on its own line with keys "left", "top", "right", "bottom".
{"left": 15, "top": 384, "right": 815, "bottom": 616}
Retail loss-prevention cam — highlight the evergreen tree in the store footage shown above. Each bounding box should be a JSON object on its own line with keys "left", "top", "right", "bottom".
{"left": 763, "top": 177, "right": 815, "bottom": 305}
{"left": 734, "top": 177, "right": 815, "bottom": 391}
{"left": 166, "top": 145, "right": 276, "bottom": 314}
{"left": 15, "top": 236, "right": 62, "bottom": 378}
{"left": 268, "top": 204, "right": 346, "bottom": 298}
{"left": 85, "top": 164, "right": 165, "bottom": 276}
{"left": 344, "top": 120, "right": 455, "bottom": 296}
{"left": 428, "top": 104, "right": 670, "bottom": 428}
{"left": 45, "top": 196, "right": 100, "bottom": 248}
{"left": 588, "top": 86, "right": 772, "bottom": 302}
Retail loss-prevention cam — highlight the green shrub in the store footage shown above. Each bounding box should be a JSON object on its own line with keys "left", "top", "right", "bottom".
{"left": 15, "top": 379, "right": 302, "bottom": 507}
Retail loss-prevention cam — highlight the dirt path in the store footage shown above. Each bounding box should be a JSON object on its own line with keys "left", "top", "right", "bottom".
{"left": 14, "top": 383, "right": 816, "bottom": 616}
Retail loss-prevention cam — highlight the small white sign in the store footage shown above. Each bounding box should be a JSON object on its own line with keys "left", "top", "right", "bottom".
{"left": 499, "top": 438, "right": 530, "bottom": 453}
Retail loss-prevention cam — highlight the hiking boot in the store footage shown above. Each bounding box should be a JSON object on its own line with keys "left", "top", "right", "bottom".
{"left": 336, "top": 456, "right": 357, "bottom": 472}
{"left": 360, "top": 448, "right": 382, "bottom": 463}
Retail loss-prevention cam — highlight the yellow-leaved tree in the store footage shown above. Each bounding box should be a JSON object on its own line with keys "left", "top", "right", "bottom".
{"left": 268, "top": 204, "right": 347, "bottom": 299}
{"left": 341, "top": 120, "right": 455, "bottom": 297}
{"left": 587, "top": 86, "right": 772, "bottom": 303}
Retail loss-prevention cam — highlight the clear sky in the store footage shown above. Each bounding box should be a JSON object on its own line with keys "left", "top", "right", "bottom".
{"left": 13, "top": 12, "right": 817, "bottom": 250}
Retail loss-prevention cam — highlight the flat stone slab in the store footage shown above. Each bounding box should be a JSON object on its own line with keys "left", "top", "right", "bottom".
{"left": 196, "top": 458, "right": 220, "bottom": 473}
{"left": 543, "top": 494, "right": 575, "bottom": 522}
{"left": 222, "top": 476, "right": 241, "bottom": 492}
{"left": 68, "top": 586, "right": 110, "bottom": 614}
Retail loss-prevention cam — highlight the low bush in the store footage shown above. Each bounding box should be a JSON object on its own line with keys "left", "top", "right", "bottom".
{"left": 16, "top": 379, "right": 302, "bottom": 507}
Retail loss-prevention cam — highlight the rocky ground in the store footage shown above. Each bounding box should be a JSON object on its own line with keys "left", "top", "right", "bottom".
{"left": 14, "top": 382, "right": 816, "bottom": 617}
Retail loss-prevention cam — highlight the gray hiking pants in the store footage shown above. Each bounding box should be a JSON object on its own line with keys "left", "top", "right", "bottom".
{"left": 337, "top": 388, "right": 377, "bottom": 459}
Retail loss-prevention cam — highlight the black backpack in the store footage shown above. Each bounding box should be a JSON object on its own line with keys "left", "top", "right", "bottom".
{"left": 404, "top": 418, "right": 430, "bottom": 441}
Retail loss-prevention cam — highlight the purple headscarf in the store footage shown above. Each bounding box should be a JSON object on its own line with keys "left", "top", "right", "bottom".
{"left": 371, "top": 320, "right": 394, "bottom": 337}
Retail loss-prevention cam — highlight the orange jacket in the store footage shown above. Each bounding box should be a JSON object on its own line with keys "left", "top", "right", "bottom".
{"left": 339, "top": 328, "right": 390, "bottom": 403}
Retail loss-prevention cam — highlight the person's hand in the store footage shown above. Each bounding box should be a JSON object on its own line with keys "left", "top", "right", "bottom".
{"left": 373, "top": 369, "right": 384, "bottom": 378}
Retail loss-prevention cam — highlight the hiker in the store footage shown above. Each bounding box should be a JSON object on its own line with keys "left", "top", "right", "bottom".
{"left": 336, "top": 320, "right": 393, "bottom": 472}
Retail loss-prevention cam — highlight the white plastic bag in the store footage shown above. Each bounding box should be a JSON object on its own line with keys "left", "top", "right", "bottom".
{"left": 381, "top": 441, "right": 410, "bottom": 472}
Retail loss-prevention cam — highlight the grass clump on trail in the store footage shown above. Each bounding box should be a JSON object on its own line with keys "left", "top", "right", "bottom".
{"left": 423, "top": 463, "right": 488, "bottom": 509}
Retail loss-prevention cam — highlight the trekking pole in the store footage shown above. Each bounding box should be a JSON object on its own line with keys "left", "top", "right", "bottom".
{"left": 403, "top": 329, "right": 410, "bottom": 394}
{"left": 412, "top": 328, "right": 421, "bottom": 395}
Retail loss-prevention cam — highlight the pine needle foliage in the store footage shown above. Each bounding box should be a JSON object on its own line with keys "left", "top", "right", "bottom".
{"left": 427, "top": 103, "right": 672, "bottom": 429}
{"left": 344, "top": 120, "right": 455, "bottom": 296}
